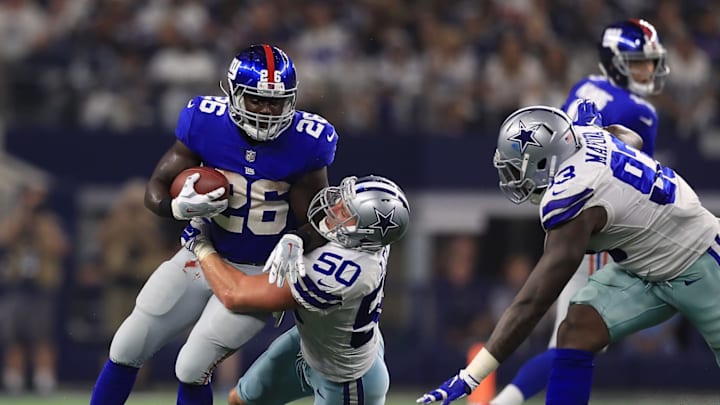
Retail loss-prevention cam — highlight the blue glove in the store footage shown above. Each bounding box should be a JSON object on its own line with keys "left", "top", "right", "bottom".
{"left": 180, "top": 217, "right": 210, "bottom": 252}
{"left": 416, "top": 369, "right": 480, "bottom": 404}
{"left": 574, "top": 99, "right": 603, "bottom": 126}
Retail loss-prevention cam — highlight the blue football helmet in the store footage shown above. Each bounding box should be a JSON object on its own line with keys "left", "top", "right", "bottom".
{"left": 308, "top": 175, "right": 410, "bottom": 252}
{"left": 494, "top": 106, "right": 581, "bottom": 204}
{"left": 220, "top": 44, "right": 298, "bottom": 141}
{"left": 598, "top": 19, "right": 669, "bottom": 96}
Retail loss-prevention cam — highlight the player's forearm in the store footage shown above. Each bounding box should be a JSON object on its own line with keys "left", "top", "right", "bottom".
{"left": 484, "top": 292, "right": 552, "bottom": 362}
{"left": 198, "top": 253, "right": 244, "bottom": 310}
{"left": 485, "top": 253, "right": 578, "bottom": 363}
{"left": 145, "top": 177, "right": 173, "bottom": 217}
{"left": 198, "top": 254, "right": 295, "bottom": 313}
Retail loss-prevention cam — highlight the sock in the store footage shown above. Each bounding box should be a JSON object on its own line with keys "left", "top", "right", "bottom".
{"left": 33, "top": 369, "right": 57, "bottom": 395}
{"left": 3, "top": 369, "right": 25, "bottom": 394}
{"left": 90, "top": 360, "right": 139, "bottom": 405}
{"left": 489, "top": 384, "right": 524, "bottom": 405}
{"left": 177, "top": 382, "right": 213, "bottom": 405}
{"left": 512, "top": 349, "right": 555, "bottom": 399}
{"left": 546, "top": 348, "right": 594, "bottom": 405}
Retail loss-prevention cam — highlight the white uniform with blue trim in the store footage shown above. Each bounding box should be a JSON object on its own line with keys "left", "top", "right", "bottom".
{"left": 291, "top": 243, "right": 388, "bottom": 382}
{"left": 541, "top": 126, "right": 718, "bottom": 280}
{"left": 538, "top": 126, "right": 720, "bottom": 363}
{"left": 236, "top": 243, "right": 391, "bottom": 405}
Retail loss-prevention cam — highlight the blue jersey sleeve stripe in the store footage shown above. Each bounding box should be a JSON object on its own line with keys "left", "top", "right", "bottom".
{"left": 299, "top": 276, "right": 342, "bottom": 302}
{"left": 292, "top": 282, "right": 339, "bottom": 310}
{"left": 541, "top": 188, "right": 594, "bottom": 217}
{"left": 542, "top": 194, "right": 592, "bottom": 230}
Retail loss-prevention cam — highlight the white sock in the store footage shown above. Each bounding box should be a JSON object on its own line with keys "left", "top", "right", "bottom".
{"left": 33, "top": 370, "right": 56, "bottom": 395}
{"left": 3, "top": 369, "right": 24, "bottom": 394}
{"left": 490, "top": 384, "right": 525, "bottom": 405}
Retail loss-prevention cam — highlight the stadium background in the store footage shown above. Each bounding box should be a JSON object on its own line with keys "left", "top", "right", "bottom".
{"left": 1, "top": 0, "right": 719, "bottom": 403}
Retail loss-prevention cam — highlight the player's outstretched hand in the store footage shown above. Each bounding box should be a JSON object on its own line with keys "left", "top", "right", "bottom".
{"left": 416, "top": 369, "right": 480, "bottom": 405}
{"left": 171, "top": 173, "right": 228, "bottom": 220}
{"left": 574, "top": 99, "right": 603, "bottom": 127}
{"left": 263, "top": 234, "right": 306, "bottom": 288}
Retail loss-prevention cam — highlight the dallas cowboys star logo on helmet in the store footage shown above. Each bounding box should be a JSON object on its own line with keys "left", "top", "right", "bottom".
{"left": 369, "top": 207, "right": 400, "bottom": 237}
{"left": 509, "top": 120, "right": 543, "bottom": 153}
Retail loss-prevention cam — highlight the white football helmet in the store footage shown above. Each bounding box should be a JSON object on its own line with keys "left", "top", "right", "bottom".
{"left": 308, "top": 175, "right": 410, "bottom": 252}
{"left": 494, "top": 106, "right": 581, "bottom": 204}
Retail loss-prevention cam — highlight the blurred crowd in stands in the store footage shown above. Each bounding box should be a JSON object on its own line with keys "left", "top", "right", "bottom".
{"left": 1, "top": 0, "right": 720, "bottom": 395}
{"left": 0, "top": 0, "right": 718, "bottom": 139}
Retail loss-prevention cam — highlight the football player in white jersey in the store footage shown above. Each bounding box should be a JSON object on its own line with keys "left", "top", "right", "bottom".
{"left": 491, "top": 18, "right": 671, "bottom": 405}
{"left": 418, "top": 105, "right": 720, "bottom": 405}
{"left": 183, "top": 175, "right": 410, "bottom": 405}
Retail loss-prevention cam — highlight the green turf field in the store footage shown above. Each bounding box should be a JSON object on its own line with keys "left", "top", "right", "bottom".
{"left": 1, "top": 390, "right": 719, "bottom": 404}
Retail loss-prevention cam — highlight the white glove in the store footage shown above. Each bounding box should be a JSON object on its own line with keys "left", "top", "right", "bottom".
{"left": 171, "top": 173, "right": 228, "bottom": 220}
{"left": 263, "top": 234, "right": 306, "bottom": 288}
{"left": 180, "top": 217, "right": 216, "bottom": 260}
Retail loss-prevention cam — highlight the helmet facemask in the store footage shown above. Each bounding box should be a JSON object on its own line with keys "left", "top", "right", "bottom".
{"left": 308, "top": 178, "right": 361, "bottom": 249}
{"left": 494, "top": 150, "right": 554, "bottom": 205}
{"left": 610, "top": 50, "right": 669, "bottom": 96}
{"left": 222, "top": 79, "right": 296, "bottom": 141}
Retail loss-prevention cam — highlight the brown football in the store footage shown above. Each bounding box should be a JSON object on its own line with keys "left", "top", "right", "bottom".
{"left": 170, "top": 167, "right": 230, "bottom": 199}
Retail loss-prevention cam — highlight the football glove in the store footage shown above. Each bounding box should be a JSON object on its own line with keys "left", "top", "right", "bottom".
{"left": 416, "top": 369, "right": 480, "bottom": 405}
{"left": 171, "top": 173, "right": 228, "bottom": 220}
{"left": 263, "top": 233, "right": 306, "bottom": 288}
{"left": 180, "top": 218, "right": 216, "bottom": 260}
{"left": 573, "top": 99, "right": 603, "bottom": 127}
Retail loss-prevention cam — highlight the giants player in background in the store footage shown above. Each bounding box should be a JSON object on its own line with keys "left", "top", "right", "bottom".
{"left": 490, "top": 19, "right": 670, "bottom": 405}
{"left": 90, "top": 44, "right": 338, "bottom": 405}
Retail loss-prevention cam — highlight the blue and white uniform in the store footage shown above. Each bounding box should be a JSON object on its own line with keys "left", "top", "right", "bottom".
{"left": 562, "top": 75, "right": 658, "bottom": 155}
{"left": 237, "top": 244, "right": 391, "bottom": 405}
{"left": 548, "top": 76, "right": 659, "bottom": 347}
{"left": 108, "top": 95, "right": 337, "bottom": 384}
{"left": 541, "top": 126, "right": 720, "bottom": 360}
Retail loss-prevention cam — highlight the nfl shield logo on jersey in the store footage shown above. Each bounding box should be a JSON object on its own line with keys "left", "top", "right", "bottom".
{"left": 245, "top": 150, "right": 256, "bottom": 162}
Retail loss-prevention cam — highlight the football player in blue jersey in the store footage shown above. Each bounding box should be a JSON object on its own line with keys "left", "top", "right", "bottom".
{"left": 490, "top": 18, "right": 671, "bottom": 405}
{"left": 418, "top": 105, "right": 720, "bottom": 405}
{"left": 182, "top": 175, "right": 410, "bottom": 405}
{"left": 90, "top": 44, "right": 338, "bottom": 405}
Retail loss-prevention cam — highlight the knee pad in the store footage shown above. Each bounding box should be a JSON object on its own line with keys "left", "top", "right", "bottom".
{"left": 109, "top": 310, "right": 155, "bottom": 367}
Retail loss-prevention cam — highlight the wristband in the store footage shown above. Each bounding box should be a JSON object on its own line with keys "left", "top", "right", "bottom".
{"left": 159, "top": 197, "right": 174, "bottom": 218}
{"left": 289, "top": 227, "right": 312, "bottom": 247}
{"left": 465, "top": 348, "right": 500, "bottom": 382}
{"left": 194, "top": 242, "right": 217, "bottom": 261}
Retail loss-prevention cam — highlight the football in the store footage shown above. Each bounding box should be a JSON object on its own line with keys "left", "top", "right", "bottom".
{"left": 170, "top": 166, "right": 230, "bottom": 199}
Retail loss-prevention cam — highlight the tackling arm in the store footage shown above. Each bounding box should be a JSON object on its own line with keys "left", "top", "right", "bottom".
{"left": 145, "top": 140, "right": 202, "bottom": 217}
{"left": 198, "top": 252, "right": 299, "bottom": 312}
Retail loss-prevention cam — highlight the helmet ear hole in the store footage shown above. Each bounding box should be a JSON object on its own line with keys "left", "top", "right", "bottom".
{"left": 537, "top": 158, "right": 547, "bottom": 170}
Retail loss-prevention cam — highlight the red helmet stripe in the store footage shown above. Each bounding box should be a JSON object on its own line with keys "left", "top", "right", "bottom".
{"left": 262, "top": 44, "right": 276, "bottom": 82}
{"left": 630, "top": 18, "right": 655, "bottom": 41}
